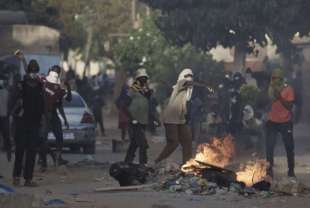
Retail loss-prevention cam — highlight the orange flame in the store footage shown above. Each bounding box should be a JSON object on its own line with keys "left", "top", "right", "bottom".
{"left": 236, "top": 160, "right": 270, "bottom": 187}
{"left": 181, "top": 135, "right": 235, "bottom": 173}
{"left": 181, "top": 135, "right": 269, "bottom": 187}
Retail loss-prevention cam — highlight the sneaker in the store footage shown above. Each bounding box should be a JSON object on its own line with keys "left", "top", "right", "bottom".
{"left": 13, "top": 177, "right": 21, "bottom": 186}
{"left": 24, "top": 180, "right": 38, "bottom": 187}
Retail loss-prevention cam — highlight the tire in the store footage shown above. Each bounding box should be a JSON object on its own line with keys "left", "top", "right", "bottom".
{"left": 83, "top": 143, "right": 95, "bottom": 154}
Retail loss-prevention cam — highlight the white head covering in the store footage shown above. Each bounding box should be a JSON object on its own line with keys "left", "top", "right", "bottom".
{"left": 243, "top": 105, "right": 254, "bottom": 121}
{"left": 176, "top": 68, "right": 193, "bottom": 101}
{"left": 177, "top": 68, "right": 193, "bottom": 82}
{"left": 46, "top": 71, "right": 61, "bottom": 84}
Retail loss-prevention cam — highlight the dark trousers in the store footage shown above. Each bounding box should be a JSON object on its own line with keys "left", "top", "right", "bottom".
{"left": 40, "top": 113, "right": 63, "bottom": 167}
{"left": 125, "top": 124, "right": 148, "bottom": 164}
{"left": 0, "top": 116, "right": 11, "bottom": 152}
{"left": 266, "top": 121, "right": 295, "bottom": 173}
{"left": 156, "top": 124, "right": 192, "bottom": 164}
{"left": 13, "top": 119, "right": 40, "bottom": 180}
{"left": 94, "top": 111, "right": 105, "bottom": 135}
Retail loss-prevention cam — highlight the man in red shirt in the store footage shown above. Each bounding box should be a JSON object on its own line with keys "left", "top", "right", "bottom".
{"left": 266, "top": 68, "right": 295, "bottom": 178}
{"left": 40, "top": 65, "right": 71, "bottom": 171}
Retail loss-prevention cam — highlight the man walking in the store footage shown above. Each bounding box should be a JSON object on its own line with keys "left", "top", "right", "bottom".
{"left": 124, "top": 69, "right": 153, "bottom": 165}
{"left": 155, "top": 68, "right": 194, "bottom": 165}
{"left": 12, "top": 59, "right": 45, "bottom": 187}
{"left": 40, "top": 65, "right": 71, "bottom": 171}
{"left": 266, "top": 68, "right": 295, "bottom": 178}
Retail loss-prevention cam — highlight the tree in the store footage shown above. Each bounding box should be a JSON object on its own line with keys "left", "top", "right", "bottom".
{"left": 114, "top": 17, "right": 224, "bottom": 102}
{"left": 141, "top": 0, "right": 310, "bottom": 70}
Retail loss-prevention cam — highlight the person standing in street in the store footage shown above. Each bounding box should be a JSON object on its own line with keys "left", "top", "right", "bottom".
{"left": 0, "top": 75, "right": 11, "bottom": 163}
{"left": 12, "top": 59, "right": 45, "bottom": 187}
{"left": 124, "top": 69, "right": 153, "bottom": 165}
{"left": 91, "top": 93, "right": 106, "bottom": 136}
{"left": 266, "top": 68, "right": 295, "bottom": 178}
{"left": 40, "top": 65, "right": 71, "bottom": 171}
{"left": 155, "top": 68, "right": 194, "bottom": 165}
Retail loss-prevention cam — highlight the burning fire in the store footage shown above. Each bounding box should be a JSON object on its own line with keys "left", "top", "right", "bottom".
{"left": 236, "top": 160, "right": 270, "bottom": 187}
{"left": 181, "top": 135, "right": 269, "bottom": 187}
{"left": 181, "top": 136, "right": 235, "bottom": 173}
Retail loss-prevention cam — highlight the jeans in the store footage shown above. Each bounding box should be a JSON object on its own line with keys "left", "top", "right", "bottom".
{"left": 125, "top": 124, "right": 148, "bottom": 164}
{"left": 265, "top": 121, "right": 295, "bottom": 174}
{"left": 156, "top": 124, "right": 192, "bottom": 164}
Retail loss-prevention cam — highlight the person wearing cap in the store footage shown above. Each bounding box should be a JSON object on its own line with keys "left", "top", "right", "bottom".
{"left": 266, "top": 68, "right": 295, "bottom": 178}
{"left": 124, "top": 68, "right": 153, "bottom": 165}
{"left": 12, "top": 57, "right": 45, "bottom": 187}
{"left": 39, "top": 65, "right": 72, "bottom": 171}
{"left": 155, "top": 68, "right": 194, "bottom": 164}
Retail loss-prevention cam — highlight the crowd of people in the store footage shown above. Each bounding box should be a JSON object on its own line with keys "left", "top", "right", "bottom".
{"left": 0, "top": 53, "right": 304, "bottom": 186}
{"left": 117, "top": 66, "right": 303, "bottom": 179}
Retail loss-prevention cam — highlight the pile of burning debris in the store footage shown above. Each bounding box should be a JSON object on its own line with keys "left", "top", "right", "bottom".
{"left": 109, "top": 135, "right": 308, "bottom": 197}
{"left": 158, "top": 136, "right": 272, "bottom": 196}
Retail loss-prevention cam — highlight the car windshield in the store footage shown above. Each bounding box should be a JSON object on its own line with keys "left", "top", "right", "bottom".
{"left": 63, "top": 93, "right": 85, "bottom": 108}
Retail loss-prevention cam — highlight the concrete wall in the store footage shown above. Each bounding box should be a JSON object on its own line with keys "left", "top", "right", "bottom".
{"left": 0, "top": 24, "right": 60, "bottom": 56}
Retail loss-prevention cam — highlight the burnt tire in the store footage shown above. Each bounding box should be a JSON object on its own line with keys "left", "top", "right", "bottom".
{"left": 83, "top": 143, "right": 95, "bottom": 154}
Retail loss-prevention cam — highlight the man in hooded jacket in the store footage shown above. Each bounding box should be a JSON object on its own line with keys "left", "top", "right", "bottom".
{"left": 155, "top": 68, "right": 193, "bottom": 164}
{"left": 12, "top": 59, "right": 44, "bottom": 187}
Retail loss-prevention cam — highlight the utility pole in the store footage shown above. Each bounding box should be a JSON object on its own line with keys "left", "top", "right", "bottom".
{"left": 131, "top": 0, "right": 137, "bottom": 28}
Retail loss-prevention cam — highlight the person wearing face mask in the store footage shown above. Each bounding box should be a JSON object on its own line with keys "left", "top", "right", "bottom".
{"left": 266, "top": 68, "right": 295, "bottom": 178}
{"left": 12, "top": 59, "right": 45, "bottom": 187}
{"left": 124, "top": 68, "right": 153, "bottom": 165}
{"left": 0, "top": 76, "right": 11, "bottom": 163}
{"left": 39, "top": 65, "right": 72, "bottom": 171}
{"left": 155, "top": 68, "right": 194, "bottom": 165}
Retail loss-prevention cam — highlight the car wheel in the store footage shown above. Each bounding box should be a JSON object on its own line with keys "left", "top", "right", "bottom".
{"left": 83, "top": 143, "right": 95, "bottom": 154}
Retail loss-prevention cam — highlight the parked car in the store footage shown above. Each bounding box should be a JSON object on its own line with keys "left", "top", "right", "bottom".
{"left": 47, "top": 91, "right": 96, "bottom": 154}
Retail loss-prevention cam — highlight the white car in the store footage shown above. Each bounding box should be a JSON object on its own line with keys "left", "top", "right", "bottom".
{"left": 47, "top": 91, "right": 96, "bottom": 154}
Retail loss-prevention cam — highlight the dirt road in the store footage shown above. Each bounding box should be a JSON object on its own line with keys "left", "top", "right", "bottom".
{"left": 1, "top": 117, "right": 310, "bottom": 208}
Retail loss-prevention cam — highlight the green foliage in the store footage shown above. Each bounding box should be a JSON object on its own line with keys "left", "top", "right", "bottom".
{"left": 31, "top": 0, "right": 133, "bottom": 60}
{"left": 240, "top": 85, "right": 260, "bottom": 107}
{"left": 141, "top": 0, "right": 310, "bottom": 57}
{"left": 114, "top": 17, "right": 224, "bottom": 102}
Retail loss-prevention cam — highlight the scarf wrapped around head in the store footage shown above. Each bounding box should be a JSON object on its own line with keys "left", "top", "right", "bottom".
{"left": 268, "top": 68, "right": 285, "bottom": 101}
{"left": 176, "top": 68, "right": 193, "bottom": 101}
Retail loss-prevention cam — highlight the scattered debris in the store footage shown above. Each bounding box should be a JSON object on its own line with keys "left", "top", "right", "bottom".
{"left": 45, "top": 199, "right": 65, "bottom": 206}
{"left": 109, "top": 162, "right": 154, "bottom": 186}
{"left": 95, "top": 184, "right": 156, "bottom": 192}
{"left": 0, "top": 183, "right": 15, "bottom": 194}
{"left": 271, "top": 177, "right": 305, "bottom": 195}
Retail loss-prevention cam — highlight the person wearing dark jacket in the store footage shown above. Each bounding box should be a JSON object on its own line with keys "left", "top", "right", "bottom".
{"left": 12, "top": 59, "right": 45, "bottom": 187}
